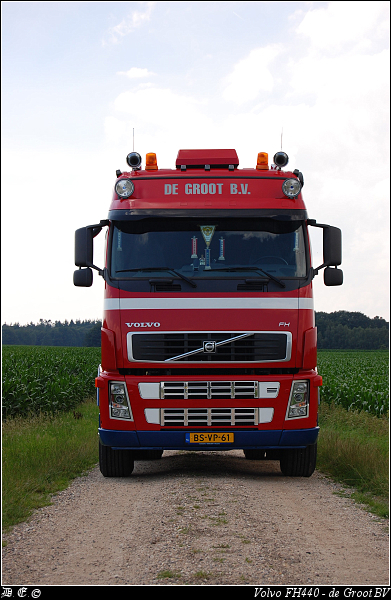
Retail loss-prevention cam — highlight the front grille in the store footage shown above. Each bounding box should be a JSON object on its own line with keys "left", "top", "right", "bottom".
{"left": 161, "top": 380, "right": 259, "bottom": 400}
{"left": 161, "top": 407, "right": 258, "bottom": 427}
{"left": 129, "top": 331, "right": 290, "bottom": 363}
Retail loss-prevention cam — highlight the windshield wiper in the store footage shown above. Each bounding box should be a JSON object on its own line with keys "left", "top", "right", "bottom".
{"left": 115, "top": 267, "right": 197, "bottom": 288}
{"left": 212, "top": 266, "right": 285, "bottom": 288}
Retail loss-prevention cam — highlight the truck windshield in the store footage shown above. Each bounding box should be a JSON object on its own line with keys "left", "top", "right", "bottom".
{"left": 110, "top": 217, "right": 307, "bottom": 280}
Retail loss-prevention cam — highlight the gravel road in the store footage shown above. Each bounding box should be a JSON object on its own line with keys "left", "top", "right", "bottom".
{"left": 2, "top": 450, "right": 389, "bottom": 586}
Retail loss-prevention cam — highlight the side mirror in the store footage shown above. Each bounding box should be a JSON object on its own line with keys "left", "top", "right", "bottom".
{"left": 323, "top": 226, "right": 342, "bottom": 266}
{"left": 324, "top": 267, "right": 343, "bottom": 286}
{"left": 308, "top": 220, "right": 343, "bottom": 283}
{"left": 75, "top": 227, "right": 94, "bottom": 268}
{"left": 74, "top": 220, "right": 108, "bottom": 283}
{"left": 74, "top": 268, "right": 93, "bottom": 287}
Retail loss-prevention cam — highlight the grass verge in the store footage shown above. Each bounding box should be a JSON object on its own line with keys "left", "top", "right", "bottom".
{"left": 2, "top": 397, "right": 98, "bottom": 535}
{"left": 317, "top": 401, "right": 389, "bottom": 518}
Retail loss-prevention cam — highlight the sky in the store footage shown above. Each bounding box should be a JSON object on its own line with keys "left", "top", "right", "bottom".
{"left": 1, "top": 1, "right": 390, "bottom": 325}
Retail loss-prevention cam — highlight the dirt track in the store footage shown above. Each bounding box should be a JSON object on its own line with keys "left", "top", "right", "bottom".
{"left": 2, "top": 450, "right": 389, "bottom": 586}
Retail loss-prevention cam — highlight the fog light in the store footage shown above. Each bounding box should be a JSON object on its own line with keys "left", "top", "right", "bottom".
{"left": 282, "top": 178, "right": 301, "bottom": 198}
{"left": 286, "top": 380, "right": 309, "bottom": 419}
{"left": 115, "top": 178, "right": 135, "bottom": 199}
{"left": 109, "top": 381, "right": 133, "bottom": 420}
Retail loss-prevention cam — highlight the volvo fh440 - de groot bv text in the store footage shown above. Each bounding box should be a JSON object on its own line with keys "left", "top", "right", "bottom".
{"left": 74, "top": 148, "right": 343, "bottom": 478}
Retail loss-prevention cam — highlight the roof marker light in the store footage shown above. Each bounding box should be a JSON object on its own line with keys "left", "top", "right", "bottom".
{"left": 145, "top": 152, "right": 158, "bottom": 171}
{"left": 256, "top": 152, "right": 268, "bottom": 170}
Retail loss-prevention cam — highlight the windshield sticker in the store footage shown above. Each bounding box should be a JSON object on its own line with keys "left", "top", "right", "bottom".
{"left": 294, "top": 231, "right": 299, "bottom": 252}
{"left": 219, "top": 236, "right": 225, "bottom": 260}
{"left": 191, "top": 227, "right": 224, "bottom": 269}
{"left": 117, "top": 230, "right": 122, "bottom": 252}
{"left": 200, "top": 225, "right": 215, "bottom": 247}
{"left": 191, "top": 236, "right": 198, "bottom": 258}
{"left": 199, "top": 226, "right": 215, "bottom": 270}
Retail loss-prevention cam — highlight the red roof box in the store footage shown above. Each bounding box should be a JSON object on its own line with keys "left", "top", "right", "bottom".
{"left": 176, "top": 149, "right": 239, "bottom": 169}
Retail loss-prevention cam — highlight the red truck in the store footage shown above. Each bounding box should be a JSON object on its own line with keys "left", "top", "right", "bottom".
{"left": 74, "top": 148, "right": 343, "bottom": 477}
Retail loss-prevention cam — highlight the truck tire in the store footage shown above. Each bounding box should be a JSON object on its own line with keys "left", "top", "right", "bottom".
{"left": 279, "top": 442, "right": 317, "bottom": 477}
{"left": 99, "top": 441, "right": 134, "bottom": 477}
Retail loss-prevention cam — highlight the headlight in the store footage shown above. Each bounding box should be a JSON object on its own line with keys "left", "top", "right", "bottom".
{"left": 282, "top": 178, "right": 301, "bottom": 198}
{"left": 115, "top": 178, "right": 135, "bottom": 199}
{"left": 109, "top": 381, "right": 133, "bottom": 420}
{"left": 286, "top": 380, "right": 309, "bottom": 419}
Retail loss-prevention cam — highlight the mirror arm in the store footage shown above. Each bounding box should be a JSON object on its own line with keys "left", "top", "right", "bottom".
{"left": 91, "top": 220, "right": 109, "bottom": 239}
{"left": 80, "top": 220, "right": 109, "bottom": 277}
{"left": 307, "top": 219, "right": 340, "bottom": 276}
{"left": 307, "top": 219, "right": 328, "bottom": 229}
{"left": 308, "top": 220, "right": 326, "bottom": 275}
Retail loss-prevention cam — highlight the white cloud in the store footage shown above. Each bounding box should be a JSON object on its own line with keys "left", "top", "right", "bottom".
{"left": 222, "top": 45, "right": 283, "bottom": 105}
{"left": 104, "top": 2, "right": 156, "bottom": 45}
{"left": 296, "top": 1, "right": 389, "bottom": 53}
{"left": 111, "top": 87, "right": 212, "bottom": 141}
{"left": 1, "top": 148, "right": 112, "bottom": 324}
{"left": 104, "top": 87, "right": 217, "bottom": 169}
{"left": 117, "top": 67, "right": 155, "bottom": 79}
{"left": 104, "top": 115, "right": 132, "bottom": 146}
{"left": 288, "top": 49, "right": 389, "bottom": 106}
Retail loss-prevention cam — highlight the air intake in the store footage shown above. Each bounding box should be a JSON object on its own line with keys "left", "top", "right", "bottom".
{"left": 128, "top": 331, "right": 291, "bottom": 363}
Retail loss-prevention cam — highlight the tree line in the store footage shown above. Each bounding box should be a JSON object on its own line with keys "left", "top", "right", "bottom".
{"left": 315, "top": 311, "right": 388, "bottom": 350}
{"left": 1, "top": 319, "right": 102, "bottom": 348}
{"left": 1, "top": 311, "right": 389, "bottom": 349}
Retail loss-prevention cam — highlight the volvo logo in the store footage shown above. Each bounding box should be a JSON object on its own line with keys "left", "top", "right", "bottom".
{"left": 203, "top": 341, "right": 216, "bottom": 353}
{"left": 126, "top": 322, "right": 161, "bottom": 328}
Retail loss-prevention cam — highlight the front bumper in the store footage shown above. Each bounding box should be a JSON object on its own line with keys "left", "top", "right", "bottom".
{"left": 98, "top": 426, "right": 319, "bottom": 451}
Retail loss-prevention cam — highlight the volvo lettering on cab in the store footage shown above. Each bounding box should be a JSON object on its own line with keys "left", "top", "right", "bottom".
{"left": 74, "top": 148, "right": 343, "bottom": 477}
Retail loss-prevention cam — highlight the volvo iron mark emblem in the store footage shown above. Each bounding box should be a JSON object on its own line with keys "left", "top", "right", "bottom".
{"left": 203, "top": 341, "right": 216, "bottom": 353}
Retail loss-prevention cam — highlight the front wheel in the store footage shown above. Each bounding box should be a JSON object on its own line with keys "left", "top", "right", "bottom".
{"left": 280, "top": 443, "right": 317, "bottom": 477}
{"left": 99, "top": 441, "right": 134, "bottom": 477}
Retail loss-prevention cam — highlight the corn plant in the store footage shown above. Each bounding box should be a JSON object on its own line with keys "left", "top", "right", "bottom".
{"left": 317, "top": 351, "right": 389, "bottom": 417}
{"left": 2, "top": 346, "right": 101, "bottom": 418}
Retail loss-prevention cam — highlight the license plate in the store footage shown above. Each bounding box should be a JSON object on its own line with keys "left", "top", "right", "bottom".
{"left": 186, "top": 432, "right": 234, "bottom": 444}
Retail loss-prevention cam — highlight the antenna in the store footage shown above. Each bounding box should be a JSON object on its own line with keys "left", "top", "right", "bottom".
{"left": 133, "top": 128, "right": 135, "bottom": 152}
{"left": 281, "top": 127, "right": 283, "bottom": 150}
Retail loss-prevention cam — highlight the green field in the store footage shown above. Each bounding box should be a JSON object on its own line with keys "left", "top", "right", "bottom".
{"left": 317, "top": 350, "right": 389, "bottom": 417}
{"left": 2, "top": 346, "right": 101, "bottom": 419}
